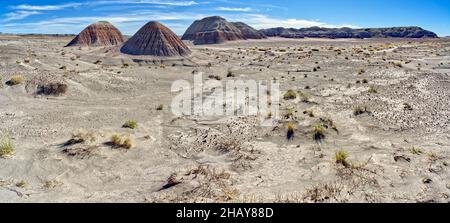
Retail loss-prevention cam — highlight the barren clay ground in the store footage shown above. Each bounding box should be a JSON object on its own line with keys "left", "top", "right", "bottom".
{"left": 0, "top": 36, "right": 449, "bottom": 202}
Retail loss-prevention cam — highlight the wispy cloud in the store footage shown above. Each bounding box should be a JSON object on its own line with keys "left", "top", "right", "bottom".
{"left": 12, "top": 3, "right": 84, "bottom": 11}
{"left": 3, "top": 10, "right": 41, "bottom": 22}
{"left": 235, "top": 14, "right": 359, "bottom": 29}
{"left": 0, "top": 11, "right": 207, "bottom": 34}
{"left": 215, "top": 7, "right": 252, "bottom": 12}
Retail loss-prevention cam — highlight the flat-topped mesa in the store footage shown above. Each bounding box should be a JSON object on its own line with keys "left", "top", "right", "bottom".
{"left": 260, "top": 26, "right": 438, "bottom": 39}
{"left": 120, "top": 21, "right": 191, "bottom": 57}
{"left": 65, "top": 21, "right": 125, "bottom": 47}
{"left": 182, "top": 16, "right": 245, "bottom": 45}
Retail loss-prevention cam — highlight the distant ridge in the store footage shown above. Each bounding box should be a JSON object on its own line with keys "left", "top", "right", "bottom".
{"left": 260, "top": 26, "right": 438, "bottom": 39}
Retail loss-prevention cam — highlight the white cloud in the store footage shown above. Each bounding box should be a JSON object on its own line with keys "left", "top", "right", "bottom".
{"left": 12, "top": 3, "right": 83, "bottom": 11}
{"left": 11, "top": 1, "right": 199, "bottom": 12}
{"left": 3, "top": 11, "right": 41, "bottom": 22}
{"left": 234, "top": 14, "right": 360, "bottom": 29}
{"left": 0, "top": 11, "right": 207, "bottom": 35}
{"left": 90, "top": 0, "right": 199, "bottom": 7}
{"left": 215, "top": 7, "right": 252, "bottom": 12}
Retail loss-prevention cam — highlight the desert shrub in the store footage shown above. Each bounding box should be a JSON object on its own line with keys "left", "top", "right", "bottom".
{"left": 284, "top": 107, "right": 295, "bottom": 119}
{"left": 283, "top": 90, "right": 297, "bottom": 100}
{"left": 362, "top": 78, "right": 368, "bottom": 84}
{"left": 368, "top": 86, "right": 378, "bottom": 93}
{"left": 411, "top": 147, "right": 423, "bottom": 155}
{"left": 16, "top": 180, "right": 26, "bottom": 188}
{"left": 59, "top": 66, "right": 67, "bottom": 70}
{"left": 122, "top": 63, "right": 129, "bottom": 68}
{"left": 110, "top": 133, "right": 133, "bottom": 149}
{"left": 227, "top": 70, "right": 235, "bottom": 77}
{"left": 94, "top": 60, "right": 102, "bottom": 65}
{"left": 403, "top": 103, "right": 413, "bottom": 111}
{"left": 37, "top": 83, "right": 68, "bottom": 96}
{"left": 357, "top": 68, "right": 365, "bottom": 75}
{"left": 299, "top": 92, "right": 312, "bottom": 103}
{"left": 65, "top": 130, "right": 96, "bottom": 146}
{"left": 208, "top": 75, "right": 222, "bottom": 80}
{"left": 394, "top": 62, "right": 403, "bottom": 68}
{"left": 0, "top": 136, "right": 15, "bottom": 158}
{"left": 7, "top": 75, "right": 25, "bottom": 86}
{"left": 156, "top": 104, "right": 164, "bottom": 110}
{"left": 304, "top": 110, "right": 315, "bottom": 118}
{"left": 313, "top": 123, "right": 326, "bottom": 142}
{"left": 287, "top": 123, "right": 295, "bottom": 140}
{"left": 353, "top": 105, "right": 369, "bottom": 116}
{"left": 62, "top": 146, "right": 99, "bottom": 159}
{"left": 335, "top": 150, "right": 349, "bottom": 167}
{"left": 122, "top": 120, "right": 137, "bottom": 129}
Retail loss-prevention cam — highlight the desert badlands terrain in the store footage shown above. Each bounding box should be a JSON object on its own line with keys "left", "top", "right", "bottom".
{"left": 0, "top": 20, "right": 449, "bottom": 202}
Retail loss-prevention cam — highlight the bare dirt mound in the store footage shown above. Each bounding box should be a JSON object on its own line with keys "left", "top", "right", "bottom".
{"left": 120, "top": 21, "right": 191, "bottom": 57}
{"left": 65, "top": 21, "right": 125, "bottom": 47}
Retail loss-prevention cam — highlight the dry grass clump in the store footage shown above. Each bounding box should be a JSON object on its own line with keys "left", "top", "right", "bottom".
{"left": 368, "top": 86, "right": 378, "bottom": 93}
{"left": 122, "top": 120, "right": 137, "bottom": 129}
{"left": 335, "top": 150, "right": 350, "bottom": 167}
{"left": 313, "top": 123, "right": 326, "bottom": 142}
{"left": 411, "top": 147, "right": 424, "bottom": 155}
{"left": 62, "top": 146, "right": 99, "bottom": 159}
{"left": 43, "top": 180, "right": 63, "bottom": 189}
{"left": 7, "top": 75, "right": 25, "bottom": 86}
{"left": 283, "top": 89, "right": 297, "bottom": 100}
{"left": 304, "top": 109, "right": 315, "bottom": 117}
{"left": 287, "top": 123, "right": 295, "bottom": 140}
{"left": 403, "top": 103, "right": 413, "bottom": 111}
{"left": 357, "top": 68, "right": 365, "bottom": 75}
{"left": 299, "top": 91, "right": 312, "bottom": 103}
{"left": 16, "top": 180, "right": 27, "bottom": 188}
{"left": 37, "top": 83, "right": 68, "bottom": 96}
{"left": 110, "top": 133, "right": 133, "bottom": 149}
{"left": 302, "top": 182, "right": 348, "bottom": 203}
{"left": 0, "top": 136, "right": 15, "bottom": 158}
{"left": 353, "top": 105, "right": 369, "bottom": 116}
{"left": 158, "top": 165, "right": 238, "bottom": 202}
{"left": 65, "top": 130, "right": 96, "bottom": 146}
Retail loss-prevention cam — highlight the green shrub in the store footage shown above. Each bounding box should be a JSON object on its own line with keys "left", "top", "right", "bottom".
{"left": 283, "top": 90, "right": 297, "bottom": 100}
{"left": 335, "top": 150, "right": 349, "bottom": 167}
{"left": 313, "top": 123, "right": 326, "bottom": 142}
{"left": 123, "top": 120, "right": 137, "bottom": 129}
{"left": 368, "top": 87, "right": 378, "bottom": 93}
{"left": 0, "top": 136, "right": 15, "bottom": 158}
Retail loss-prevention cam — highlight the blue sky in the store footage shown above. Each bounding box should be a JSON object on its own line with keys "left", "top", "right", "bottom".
{"left": 0, "top": 0, "right": 449, "bottom": 36}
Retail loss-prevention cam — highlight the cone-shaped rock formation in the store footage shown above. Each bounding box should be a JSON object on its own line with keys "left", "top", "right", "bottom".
{"left": 120, "top": 21, "right": 191, "bottom": 57}
{"left": 66, "top": 21, "right": 125, "bottom": 47}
